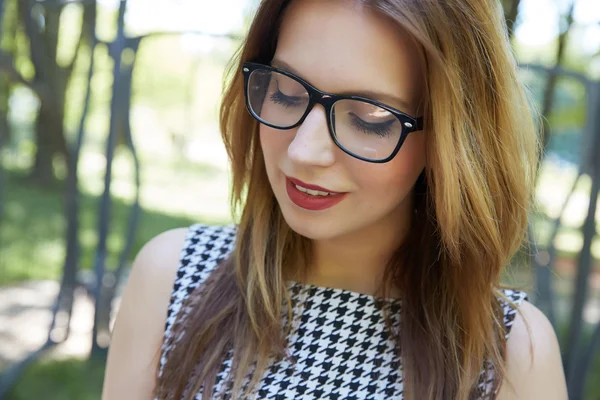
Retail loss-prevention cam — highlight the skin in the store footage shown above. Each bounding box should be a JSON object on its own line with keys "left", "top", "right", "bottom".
{"left": 102, "top": 1, "right": 568, "bottom": 398}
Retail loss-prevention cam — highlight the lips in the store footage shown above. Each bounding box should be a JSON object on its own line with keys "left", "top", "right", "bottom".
{"left": 285, "top": 176, "right": 347, "bottom": 211}
{"left": 287, "top": 177, "right": 341, "bottom": 194}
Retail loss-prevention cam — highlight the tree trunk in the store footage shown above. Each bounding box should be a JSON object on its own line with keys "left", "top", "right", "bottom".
{"left": 539, "top": 1, "right": 575, "bottom": 153}
{"left": 0, "top": 0, "right": 17, "bottom": 150}
{"left": 30, "top": 98, "right": 68, "bottom": 187}
{"left": 0, "top": 77, "right": 8, "bottom": 221}
{"left": 17, "top": 1, "right": 72, "bottom": 187}
{"left": 0, "top": 77, "right": 9, "bottom": 146}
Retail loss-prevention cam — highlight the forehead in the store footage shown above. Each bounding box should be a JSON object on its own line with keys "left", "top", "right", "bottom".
{"left": 273, "top": 0, "right": 424, "bottom": 113}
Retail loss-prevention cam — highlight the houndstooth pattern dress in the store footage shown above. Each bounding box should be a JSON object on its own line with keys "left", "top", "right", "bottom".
{"left": 158, "top": 224, "right": 528, "bottom": 400}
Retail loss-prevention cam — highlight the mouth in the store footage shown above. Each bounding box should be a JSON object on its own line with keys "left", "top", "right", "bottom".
{"left": 287, "top": 177, "right": 342, "bottom": 196}
{"left": 285, "top": 176, "right": 347, "bottom": 211}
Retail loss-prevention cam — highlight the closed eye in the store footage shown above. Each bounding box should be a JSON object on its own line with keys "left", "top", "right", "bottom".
{"left": 270, "top": 90, "right": 304, "bottom": 108}
{"left": 349, "top": 113, "right": 396, "bottom": 137}
{"left": 269, "top": 80, "right": 306, "bottom": 108}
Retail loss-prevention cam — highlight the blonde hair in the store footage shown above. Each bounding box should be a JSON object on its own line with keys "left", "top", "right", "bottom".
{"left": 155, "top": 0, "right": 539, "bottom": 399}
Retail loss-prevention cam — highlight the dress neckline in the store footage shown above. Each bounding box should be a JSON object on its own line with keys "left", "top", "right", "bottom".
{"left": 285, "top": 279, "right": 402, "bottom": 304}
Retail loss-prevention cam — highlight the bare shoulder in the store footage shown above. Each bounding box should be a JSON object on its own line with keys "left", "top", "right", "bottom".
{"left": 102, "top": 227, "right": 189, "bottom": 400}
{"left": 496, "top": 300, "right": 568, "bottom": 400}
{"left": 126, "top": 228, "right": 189, "bottom": 283}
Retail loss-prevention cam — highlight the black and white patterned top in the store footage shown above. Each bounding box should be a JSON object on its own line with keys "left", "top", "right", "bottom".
{"left": 159, "top": 224, "right": 528, "bottom": 399}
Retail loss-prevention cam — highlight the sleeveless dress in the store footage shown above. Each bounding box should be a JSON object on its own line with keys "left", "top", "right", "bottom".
{"left": 159, "top": 224, "right": 528, "bottom": 400}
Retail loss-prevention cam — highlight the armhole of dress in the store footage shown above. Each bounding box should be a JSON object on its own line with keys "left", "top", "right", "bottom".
{"left": 499, "top": 288, "right": 529, "bottom": 340}
{"left": 483, "top": 288, "right": 529, "bottom": 398}
{"left": 478, "top": 288, "right": 529, "bottom": 399}
{"left": 157, "top": 223, "right": 237, "bottom": 377}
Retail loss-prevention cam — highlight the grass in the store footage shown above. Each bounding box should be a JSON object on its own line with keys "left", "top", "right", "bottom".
{"left": 589, "top": 353, "right": 600, "bottom": 400}
{"left": 0, "top": 159, "right": 231, "bottom": 284}
{"left": 0, "top": 169, "right": 195, "bottom": 284}
{"left": 6, "top": 358, "right": 105, "bottom": 400}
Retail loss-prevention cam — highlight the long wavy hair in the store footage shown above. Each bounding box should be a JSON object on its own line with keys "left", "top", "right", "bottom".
{"left": 155, "top": 0, "right": 539, "bottom": 399}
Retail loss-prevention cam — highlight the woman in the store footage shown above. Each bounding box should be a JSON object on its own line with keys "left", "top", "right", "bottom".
{"left": 102, "top": 0, "right": 568, "bottom": 399}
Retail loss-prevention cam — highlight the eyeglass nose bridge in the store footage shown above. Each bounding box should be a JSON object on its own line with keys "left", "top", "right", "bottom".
{"left": 309, "top": 89, "right": 337, "bottom": 108}
{"left": 298, "top": 89, "right": 337, "bottom": 127}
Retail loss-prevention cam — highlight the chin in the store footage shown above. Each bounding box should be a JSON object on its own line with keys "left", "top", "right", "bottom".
{"left": 279, "top": 206, "right": 342, "bottom": 241}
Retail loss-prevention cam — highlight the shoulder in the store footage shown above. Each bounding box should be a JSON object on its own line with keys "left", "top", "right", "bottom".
{"left": 133, "top": 227, "right": 191, "bottom": 279}
{"left": 115, "top": 226, "right": 193, "bottom": 316}
{"left": 496, "top": 298, "right": 568, "bottom": 400}
{"left": 101, "top": 226, "right": 199, "bottom": 399}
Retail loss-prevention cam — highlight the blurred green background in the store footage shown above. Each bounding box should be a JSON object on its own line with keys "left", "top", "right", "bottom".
{"left": 0, "top": 0, "right": 600, "bottom": 398}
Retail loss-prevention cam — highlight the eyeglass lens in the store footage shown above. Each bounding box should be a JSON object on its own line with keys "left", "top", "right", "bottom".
{"left": 247, "top": 68, "right": 404, "bottom": 161}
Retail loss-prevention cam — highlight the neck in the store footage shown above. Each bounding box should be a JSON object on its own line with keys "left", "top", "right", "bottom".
{"left": 302, "top": 203, "right": 413, "bottom": 298}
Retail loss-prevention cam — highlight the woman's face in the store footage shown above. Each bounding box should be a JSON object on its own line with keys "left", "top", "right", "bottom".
{"left": 260, "top": 0, "right": 426, "bottom": 241}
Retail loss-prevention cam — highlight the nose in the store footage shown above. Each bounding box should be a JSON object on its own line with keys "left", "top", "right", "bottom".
{"left": 287, "top": 105, "right": 336, "bottom": 167}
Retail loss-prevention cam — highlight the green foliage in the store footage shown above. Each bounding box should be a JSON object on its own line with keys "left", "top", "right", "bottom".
{"left": 6, "top": 358, "right": 105, "bottom": 400}
{"left": 131, "top": 36, "right": 233, "bottom": 127}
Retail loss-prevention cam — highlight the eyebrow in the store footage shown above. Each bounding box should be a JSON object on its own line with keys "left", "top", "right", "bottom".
{"left": 270, "top": 58, "right": 413, "bottom": 112}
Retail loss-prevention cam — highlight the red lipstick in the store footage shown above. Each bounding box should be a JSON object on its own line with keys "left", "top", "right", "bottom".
{"left": 285, "top": 176, "right": 347, "bottom": 211}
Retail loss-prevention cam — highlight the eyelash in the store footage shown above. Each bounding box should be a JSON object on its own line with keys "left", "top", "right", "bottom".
{"left": 349, "top": 114, "right": 395, "bottom": 137}
{"left": 269, "top": 80, "right": 303, "bottom": 108}
{"left": 270, "top": 90, "right": 303, "bottom": 108}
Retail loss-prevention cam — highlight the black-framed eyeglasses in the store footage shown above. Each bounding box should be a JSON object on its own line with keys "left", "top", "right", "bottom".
{"left": 242, "top": 62, "right": 423, "bottom": 163}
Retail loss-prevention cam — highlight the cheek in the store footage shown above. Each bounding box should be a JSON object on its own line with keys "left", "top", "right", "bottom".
{"left": 354, "top": 130, "right": 426, "bottom": 196}
{"left": 260, "top": 126, "right": 292, "bottom": 166}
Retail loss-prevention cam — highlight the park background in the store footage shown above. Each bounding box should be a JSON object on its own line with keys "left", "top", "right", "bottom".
{"left": 0, "top": 0, "right": 599, "bottom": 398}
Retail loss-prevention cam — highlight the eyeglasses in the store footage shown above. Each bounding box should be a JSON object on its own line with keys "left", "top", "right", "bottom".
{"left": 242, "top": 62, "right": 423, "bottom": 163}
